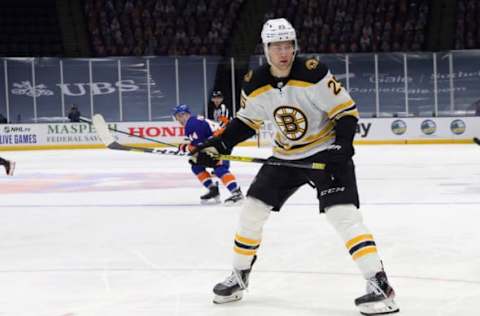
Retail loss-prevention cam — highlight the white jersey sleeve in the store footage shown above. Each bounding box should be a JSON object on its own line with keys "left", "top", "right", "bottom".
{"left": 236, "top": 89, "right": 268, "bottom": 130}
{"left": 310, "top": 71, "right": 358, "bottom": 120}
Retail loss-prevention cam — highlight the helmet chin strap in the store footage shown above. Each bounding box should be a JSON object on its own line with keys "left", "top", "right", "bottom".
{"left": 263, "top": 44, "right": 273, "bottom": 65}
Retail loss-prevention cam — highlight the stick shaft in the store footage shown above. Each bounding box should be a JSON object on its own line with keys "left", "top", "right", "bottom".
{"left": 89, "top": 114, "right": 325, "bottom": 170}
{"left": 80, "top": 116, "right": 177, "bottom": 147}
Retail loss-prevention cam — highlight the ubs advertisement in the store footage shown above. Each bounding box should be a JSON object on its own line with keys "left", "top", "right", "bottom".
{"left": 0, "top": 56, "right": 219, "bottom": 123}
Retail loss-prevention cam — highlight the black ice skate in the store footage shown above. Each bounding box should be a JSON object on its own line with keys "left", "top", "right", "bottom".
{"left": 213, "top": 255, "right": 257, "bottom": 304}
{"left": 224, "top": 188, "right": 244, "bottom": 206}
{"left": 200, "top": 182, "right": 220, "bottom": 204}
{"left": 355, "top": 271, "right": 399, "bottom": 315}
{"left": 4, "top": 160, "right": 15, "bottom": 176}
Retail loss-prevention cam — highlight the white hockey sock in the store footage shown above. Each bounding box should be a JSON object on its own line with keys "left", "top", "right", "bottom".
{"left": 232, "top": 197, "right": 271, "bottom": 270}
{"left": 325, "top": 204, "right": 382, "bottom": 279}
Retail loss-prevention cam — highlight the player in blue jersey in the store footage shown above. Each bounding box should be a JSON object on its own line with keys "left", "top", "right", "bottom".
{"left": 173, "top": 104, "right": 243, "bottom": 205}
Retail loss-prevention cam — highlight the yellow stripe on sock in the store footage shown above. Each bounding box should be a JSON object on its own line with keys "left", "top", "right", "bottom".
{"left": 352, "top": 246, "right": 378, "bottom": 260}
{"left": 346, "top": 234, "right": 374, "bottom": 249}
{"left": 233, "top": 246, "right": 257, "bottom": 256}
{"left": 235, "top": 234, "right": 261, "bottom": 246}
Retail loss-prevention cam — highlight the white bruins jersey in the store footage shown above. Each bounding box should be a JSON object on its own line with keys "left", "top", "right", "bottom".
{"left": 238, "top": 56, "right": 359, "bottom": 160}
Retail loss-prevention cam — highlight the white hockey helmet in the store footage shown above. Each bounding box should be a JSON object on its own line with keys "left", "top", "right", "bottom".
{"left": 261, "top": 18, "right": 297, "bottom": 65}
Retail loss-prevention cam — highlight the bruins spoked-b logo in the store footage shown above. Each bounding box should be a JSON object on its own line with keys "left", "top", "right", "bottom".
{"left": 305, "top": 58, "right": 319, "bottom": 70}
{"left": 273, "top": 106, "right": 307, "bottom": 140}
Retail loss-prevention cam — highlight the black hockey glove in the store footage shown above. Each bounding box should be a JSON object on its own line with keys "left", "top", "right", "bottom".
{"left": 189, "top": 118, "right": 256, "bottom": 167}
{"left": 193, "top": 136, "right": 232, "bottom": 155}
{"left": 324, "top": 116, "right": 357, "bottom": 173}
{"left": 324, "top": 141, "right": 354, "bottom": 173}
{"left": 189, "top": 152, "right": 220, "bottom": 167}
{"left": 189, "top": 137, "right": 232, "bottom": 167}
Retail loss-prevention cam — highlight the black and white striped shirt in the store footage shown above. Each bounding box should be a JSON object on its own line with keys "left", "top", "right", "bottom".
{"left": 213, "top": 103, "right": 230, "bottom": 126}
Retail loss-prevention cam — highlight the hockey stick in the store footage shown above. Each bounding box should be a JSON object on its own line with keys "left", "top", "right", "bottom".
{"left": 216, "top": 154, "right": 326, "bottom": 170}
{"left": 79, "top": 116, "right": 177, "bottom": 148}
{"left": 91, "top": 114, "right": 326, "bottom": 170}
{"left": 88, "top": 114, "right": 189, "bottom": 157}
{"left": 474, "top": 137, "right": 480, "bottom": 145}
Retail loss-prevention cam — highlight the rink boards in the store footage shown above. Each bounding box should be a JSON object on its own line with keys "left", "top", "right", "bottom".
{"left": 1, "top": 116, "right": 480, "bottom": 151}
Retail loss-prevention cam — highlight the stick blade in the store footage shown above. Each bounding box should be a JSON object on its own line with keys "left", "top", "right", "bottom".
{"left": 474, "top": 137, "right": 480, "bottom": 145}
{"left": 92, "top": 114, "right": 115, "bottom": 146}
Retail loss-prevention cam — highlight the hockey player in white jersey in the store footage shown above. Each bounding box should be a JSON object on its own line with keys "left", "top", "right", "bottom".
{"left": 191, "top": 18, "right": 399, "bottom": 315}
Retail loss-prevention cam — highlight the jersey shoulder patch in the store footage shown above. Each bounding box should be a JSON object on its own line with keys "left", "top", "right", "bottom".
{"left": 242, "top": 64, "right": 271, "bottom": 97}
{"left": 291, "top": 56, "right": 329, "bottom": 84}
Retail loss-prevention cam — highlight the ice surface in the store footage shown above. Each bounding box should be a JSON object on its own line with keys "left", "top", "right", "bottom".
{"left": 0, "top": 145, "right": 479, "bottom": 316}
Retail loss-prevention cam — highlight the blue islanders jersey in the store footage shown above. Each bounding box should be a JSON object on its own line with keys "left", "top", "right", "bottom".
{"left": 184, "top": 116, "right": 213, "bottom": 146}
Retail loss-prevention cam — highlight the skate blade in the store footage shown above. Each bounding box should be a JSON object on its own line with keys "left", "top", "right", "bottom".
{"left": 223, "top": 198, "right": 244, "bottom": 207}
{"left": 213, "top": 291, "right": 243, "bottom": 304}
{"left": 201, "top": 197, "right": 221, "bottom": 205}
{"left": 358, "top": 297, "right": 399, "bottom": 315}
